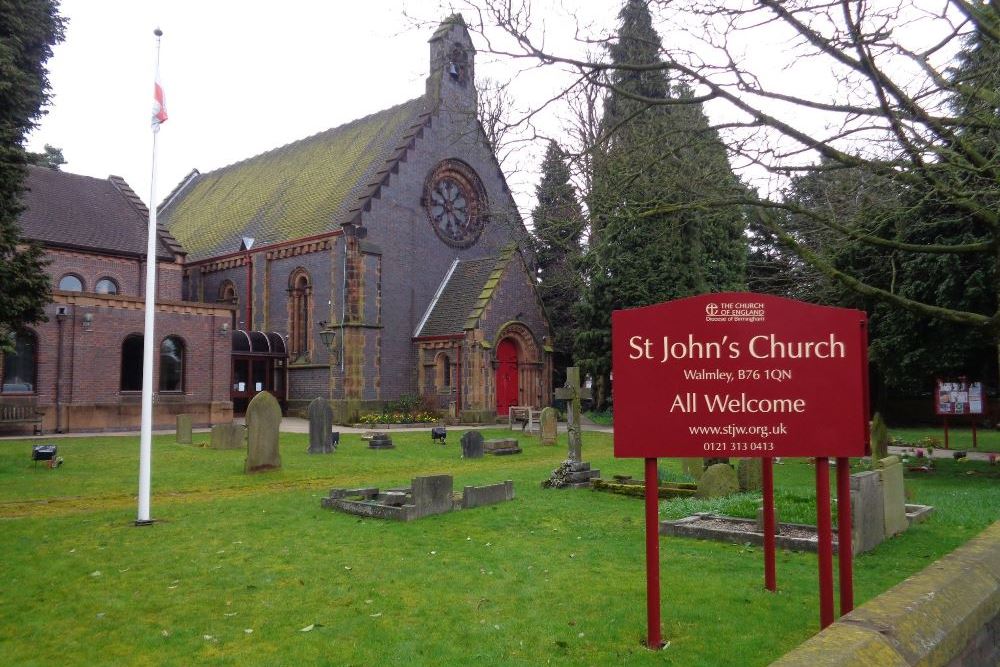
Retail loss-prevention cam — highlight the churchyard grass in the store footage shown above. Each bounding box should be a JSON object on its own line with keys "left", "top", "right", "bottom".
{"left": 1, "top": 431, "right": 997, "bottom": 666}
{"left": 889, "top": 425, "right": 1000, "bottom": 453}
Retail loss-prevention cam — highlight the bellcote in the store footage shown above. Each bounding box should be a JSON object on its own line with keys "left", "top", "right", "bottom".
{"left": 426, "top": 14, "right": 476, "bottom": 114}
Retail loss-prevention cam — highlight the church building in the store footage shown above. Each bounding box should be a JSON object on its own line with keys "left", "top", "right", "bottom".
{"left": 160, "top": 15, "right": 552, "bottom": 422}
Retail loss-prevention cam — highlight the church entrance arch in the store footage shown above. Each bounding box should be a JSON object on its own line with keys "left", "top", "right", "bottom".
{"left": 495, "top": 337, "right": 519, "bottom": 418}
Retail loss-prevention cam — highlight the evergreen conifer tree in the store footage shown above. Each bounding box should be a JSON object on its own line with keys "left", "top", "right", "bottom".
{"left": 531, "top": 141, "right": 584, "bottom": 387}
{"left": 0, "top": 0, "right": 64, "bottom": 350}
{"left": 576, "top": 0, "right": 747, "bottom": 409}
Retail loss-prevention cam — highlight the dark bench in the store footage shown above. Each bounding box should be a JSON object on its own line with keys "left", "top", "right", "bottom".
{"left": 0, "top": 405, "right": 43, "bottom": 434}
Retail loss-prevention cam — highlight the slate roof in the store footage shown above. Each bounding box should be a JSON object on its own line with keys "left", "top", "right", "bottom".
{"left": 415, "top": 250, "right": 514, "bottom": 337}
{"left": 18, "top": 166, "right": 182, "bottom": 260}
{"left": 159, "top": 97, "right": 433, "bottom": 261}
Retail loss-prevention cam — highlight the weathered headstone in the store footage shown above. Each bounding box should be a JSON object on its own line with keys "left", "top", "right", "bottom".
{"left": 870, "top": 412, "right": 890, "bottom": 461}
{"left": 460, "top": 431, "right": 484, "bottom": 458}
{"left": 681, "top": 458, "right": 704, "bottom": 481}
{"left": 462, "top": 480, "right": 515, "bottom": 509}
{"left": 411, "top": 475, "right": 454, "bottom": 516}
{"left": 877, "top": 455, "right": 908, "bottom": 537}
{"left": 307, "top": 397, "right": 336, "bottom": 454}
{"left": 245, "top": 391, "right": 282, "bottom": 473}
{"left": 696, "top": 463, "right": 739, "bottom": 499}
{"left": 539, "top": 407, "right": 558, "bottom": 445}
{"left": 736, "top": 458, "right": 763, "bottom": 492}
{"left": 175, "top": 414, "right": 193, "bottom": 444}
{"left": 368, "top": 433, "right": 394, "bottom": 449}
{"left": 850, "top": 470, "right": 885, "bottom": 554}
{"left": 210, "top": 422, "right": 245, "bottom": 450}
{"left": 484, "top": 438, "right": 522, "bottom": 455}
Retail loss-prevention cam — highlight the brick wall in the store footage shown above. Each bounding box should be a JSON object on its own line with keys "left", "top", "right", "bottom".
{"left": 44, "top": 248, "right": 184, "bottom": 301}
{"left": 2, "top": 293, "right": 233, "bottom": 433}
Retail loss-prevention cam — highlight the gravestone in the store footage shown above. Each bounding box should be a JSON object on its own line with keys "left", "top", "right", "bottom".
{"left": 877, "top": 455, "right": 908, "bottom": 537}
{"left": 682, "top": 458, "right": 703, "bottom": 481}
{"left": 870, "top": 412, "right": 890, "bottom": 461}
{"left": 539, "top": 407, "right": 558, "bottom": 445}
{"left": 307, "top": 397, "right": 336, "bottom": 454}
{"left": 554, "top": 367, "right": 591, "bottom": 462}
{"left": 485, "top": 438, "right": 522, "bottom": 455}
{"left": 244, "top": 391, "right": 282, "bottom": 473}
{"left": 412, "top": 475, "right": 454, "bottom": 516}
{"left": 460, "top": 431, "right": 484, "bottom": 459}
{"left": 462, "top": 480, "right": 515, "bottom": 509}
{"left": 368, "top": 433, "right": 394, "bottom": 449}
{"left": 175, "top": 414, "right": 193, "bottom": 444}
{"left": 210, "top": 423, "right": 245, "bottom": 450}
{"left": 850, "top": 470, "right": 885, "bottom": 555}
{"left": 736, "top": 458, "right": 763, "bottom": 492}
{"left": 696, "top": 463, "right": 739, "bottom": 499}
{"left": 546, "top": 367, "right": 599, "bottom": 488}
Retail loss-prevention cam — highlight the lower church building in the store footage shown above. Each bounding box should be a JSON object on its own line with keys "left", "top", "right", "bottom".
{"left": 0, "top": 166, "right": 233, "bottom": 434}
{"left": 160, "top": 15, "right": 552, "bottom": 423}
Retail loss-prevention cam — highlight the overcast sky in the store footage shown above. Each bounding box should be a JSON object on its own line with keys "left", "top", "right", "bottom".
{"left": 25, "top": 0, "right": 605, "bottom": 219}
{"left": 26, "top": 1, "right": 956, "bottom": 220}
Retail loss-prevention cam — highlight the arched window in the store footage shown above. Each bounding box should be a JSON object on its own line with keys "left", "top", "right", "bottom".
{"left": 288, "top": 270, "right": 311, "bottom": 360}
{"left": 159, "top": 336, "right": 185, "bottom": 392}
{"left": 1, "top": 331, "right": 37, "bottom": 393}
{"left": 58, "top": 274, "right": 83, "bottom": 291}
{"left": 95, "top": 277, "right": 119, "bottom": 295}
{"left": 435, "top": 352, "right": 452, "bottom": 390}
{"left": 120, "top": 334, "right": 143, "bottom": 391}
{"left": 219, "top": 280, "right": 239, "bottom": 329}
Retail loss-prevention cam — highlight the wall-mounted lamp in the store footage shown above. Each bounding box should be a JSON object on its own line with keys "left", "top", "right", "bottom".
{"left": 318, "top": 321, "right": 339, "bottom": 366}
{"left": 82, "top": 313, "right": 93, "bottom": 331}
{"left": 220, "top": 321, "right": 230, "bottom": 336}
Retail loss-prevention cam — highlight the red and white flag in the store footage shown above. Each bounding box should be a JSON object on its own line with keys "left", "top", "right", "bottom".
{"left": 152, "top": 74, "right": 168, "bottom": 129}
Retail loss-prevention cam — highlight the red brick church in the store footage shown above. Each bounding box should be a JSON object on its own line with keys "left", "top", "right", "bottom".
{"left": 0, "top": 15, "right": 552, "bottom": 433}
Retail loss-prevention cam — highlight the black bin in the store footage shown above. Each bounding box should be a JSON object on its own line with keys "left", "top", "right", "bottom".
{"left": 32, "top": 445, "right": 57, "bottom": 461}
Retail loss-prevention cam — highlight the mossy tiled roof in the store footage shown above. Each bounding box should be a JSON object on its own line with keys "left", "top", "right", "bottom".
{"left": 416, "top": 255, "right": 508, "bottom": 337}
{"left": 160, "top": 98, "right": 430, "bottom": 261}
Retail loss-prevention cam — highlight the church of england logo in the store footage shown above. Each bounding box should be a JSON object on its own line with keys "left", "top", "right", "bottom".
{"left": 705, "top": 301, "right": 766, "bottom": 323}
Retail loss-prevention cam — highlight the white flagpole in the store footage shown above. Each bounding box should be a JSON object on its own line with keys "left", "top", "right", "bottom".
{"left": 137, "top": 27, "right": 164, "bottom": 526}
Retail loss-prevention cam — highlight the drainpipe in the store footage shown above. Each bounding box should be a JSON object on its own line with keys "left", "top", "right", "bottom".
{"left": 245, "top": 251, "right": 253, "bottom": 329}
{"left": 55, "top": 309, "right": 66, "bottom": 433}
{"left": 456, "top": 339, "right": 463, "bottom": 414}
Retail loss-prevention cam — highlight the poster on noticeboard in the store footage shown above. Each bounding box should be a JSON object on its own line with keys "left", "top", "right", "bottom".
{"left": 935, "top": 379, "right": 984, "bottom": 415}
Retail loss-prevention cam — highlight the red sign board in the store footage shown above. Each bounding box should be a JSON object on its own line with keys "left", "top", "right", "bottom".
{"left": 935, "top": 379, "right": 984, "bottom": 415}
{"left": 612, "top": 293, "right": 869, "bottom": 458}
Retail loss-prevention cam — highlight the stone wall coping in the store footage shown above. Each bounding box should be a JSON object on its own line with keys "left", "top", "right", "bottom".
{"left": 770, "top": 520, "right": 1000, "bottom": 666}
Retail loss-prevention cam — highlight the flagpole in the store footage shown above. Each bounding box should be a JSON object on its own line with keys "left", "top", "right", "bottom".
{"left": 137, "top": 27, "right": 164, "bottom": 526}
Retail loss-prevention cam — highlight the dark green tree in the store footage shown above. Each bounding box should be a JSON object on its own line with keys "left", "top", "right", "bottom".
{"left": 531, "top": 140, "right": 584, "bottom": 387}
{"left": 480, "top": 0, "right": 1000, "bottom": 404}
{"left": 575, "top": 0, "right": 746, "bottom": 409}
{"left": 0, "top": 0, "right": 64, "bottom": 351}
{"left": 26, "top": 143, "right": 64, "bottom": 169}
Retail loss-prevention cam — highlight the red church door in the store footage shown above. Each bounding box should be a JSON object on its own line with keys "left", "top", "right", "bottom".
{"left": 495, "top": 338, "right": 519, "bottom": 418}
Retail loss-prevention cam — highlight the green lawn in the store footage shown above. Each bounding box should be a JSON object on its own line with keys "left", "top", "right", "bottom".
{"left": 889, "top": 425, "right": 1000, "bottom": 454}
{"left": 0, "top": 430, "right": 997, "bottom": 666}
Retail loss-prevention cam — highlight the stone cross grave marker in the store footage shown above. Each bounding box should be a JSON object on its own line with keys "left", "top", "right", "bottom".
{"left": 307, "top": 397, "right": 335, "bottom": 454}
{"left": 245, "top": 391, "right": 282, "bottom": 473}
{"left": 554, "top": 367, "right": 591, "bottom": 462}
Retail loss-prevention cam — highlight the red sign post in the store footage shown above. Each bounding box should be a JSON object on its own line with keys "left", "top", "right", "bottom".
{"left": 612, "top": 293, "right": 869, "bottom": 644}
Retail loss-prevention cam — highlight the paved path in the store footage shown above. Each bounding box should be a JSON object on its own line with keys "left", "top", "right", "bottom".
{"left": 3, "top": 420, "right": 992, "bottom": 462}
